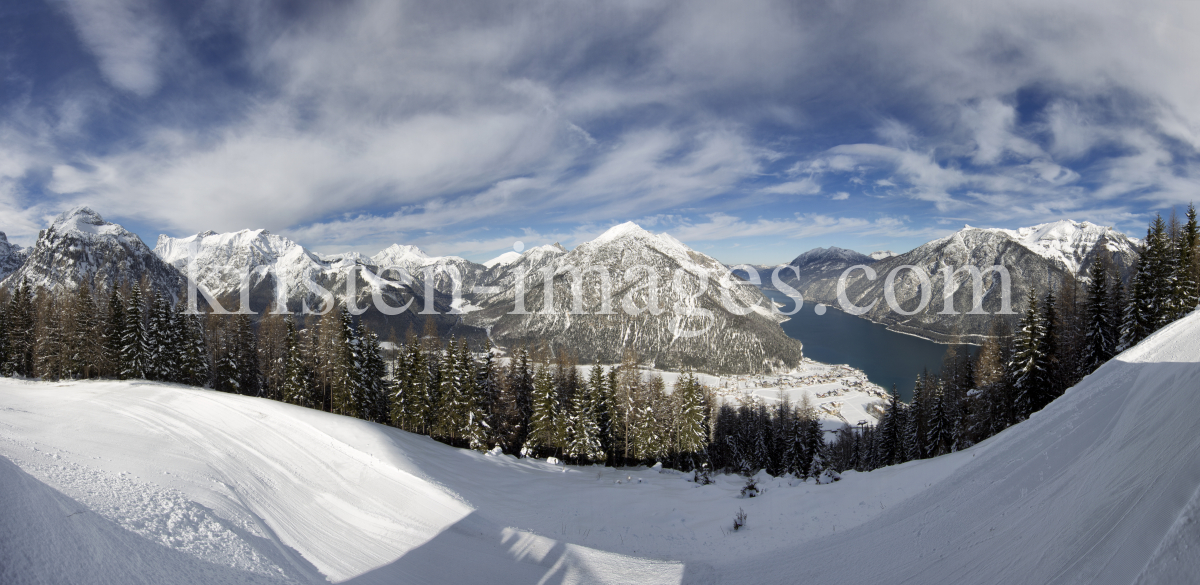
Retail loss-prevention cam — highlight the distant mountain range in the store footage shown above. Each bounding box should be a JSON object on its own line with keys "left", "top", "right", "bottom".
{"left": 768, "top": 220, "right": 1140, "bottom": 342}
{"left": 1, "top": 208, "right": 801, "bottom": 374}
{"left": 0, "top": 208, "right": 1141, "bottom": 361}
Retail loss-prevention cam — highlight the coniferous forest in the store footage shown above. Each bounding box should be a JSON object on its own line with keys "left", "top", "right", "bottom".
{"left": 1, "top": 206, "right": 1197, "bottom": 479}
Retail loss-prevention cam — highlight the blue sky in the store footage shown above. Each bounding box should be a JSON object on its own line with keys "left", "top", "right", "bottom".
{"left": 1, "top": 0, "right": 1198, "bottom": 265}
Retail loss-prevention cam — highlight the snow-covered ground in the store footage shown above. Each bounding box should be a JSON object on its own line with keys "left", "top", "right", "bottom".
{"left": 3, "top": 310, "right": 1199, "bottom": 584}
{"left": 621, "top": 360, "right": 888, "bottom": 429}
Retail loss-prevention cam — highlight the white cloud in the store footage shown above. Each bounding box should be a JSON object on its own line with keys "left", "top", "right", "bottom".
{"left": 763, "top": 178, "right": 821, "bottom": 195}
{"left": 58, "top": 0, "right": 171, "bottom": 96}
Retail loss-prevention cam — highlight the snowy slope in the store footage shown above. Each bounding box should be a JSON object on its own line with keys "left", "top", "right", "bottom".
{"left": 0, "top": 381, "right": 685, "bottom": 584}
{"left": 2, "top": 309, "right": 1198, "bottom": 584}
{"left": 719, "top": 308, "right": 1200, "bottom": 584}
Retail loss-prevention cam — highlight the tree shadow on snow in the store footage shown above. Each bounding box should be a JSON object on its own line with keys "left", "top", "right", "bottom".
{"left": 343, "top": 511, "right": 689, "bottom": 585}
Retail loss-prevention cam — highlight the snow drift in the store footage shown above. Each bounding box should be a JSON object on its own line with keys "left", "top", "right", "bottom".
{"left": 2, "top": 309, "right": 1199, "bottom": 584}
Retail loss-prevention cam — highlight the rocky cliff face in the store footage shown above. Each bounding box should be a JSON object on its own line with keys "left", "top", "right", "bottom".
{"left": 0, "top": 232, "right": 27, "bottom": 282}
{"left": 2, "top": 207, "right": 182, "bottom": 296}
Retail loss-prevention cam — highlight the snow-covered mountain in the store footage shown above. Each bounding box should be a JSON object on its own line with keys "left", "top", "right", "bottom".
{"left": 0, "top": 231, "right": 27, "bottom": 282}
{"left": 798, "top": 220, "right": 1139, "bottom": 341}
{"left": 369, "top": 244, "right": 489, "bottom": 303}
{"left": 155, "top": 229, "right": 479, "bottom": 339}
{"left": 465, "top": 222, "right": 803, "bottom": 373}
{"left": 2, "top": 207, "right": 182, "bottom": 295}
{"left": 743, "top": 246, "right": 877, "bottom": 293}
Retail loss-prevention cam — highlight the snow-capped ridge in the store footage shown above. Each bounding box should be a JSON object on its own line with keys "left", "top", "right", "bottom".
{"left": 593, "top": 221, "right": 652, "bottom": 245}
{"left": 48, "top": 206, "right": 127, "bottom": 238}
{"left": 483, "top": 251, "right": 522, "bottom": 269}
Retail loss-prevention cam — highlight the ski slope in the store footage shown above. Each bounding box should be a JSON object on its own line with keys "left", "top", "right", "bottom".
{"left": 2, "top": 309, "right": 1199, "bottom": 584}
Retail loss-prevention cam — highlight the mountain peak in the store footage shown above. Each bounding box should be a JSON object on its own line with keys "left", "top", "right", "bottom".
{"left": 789, "top": 246, "right": 873, "bottom": 266}
{"left": 51, "top": 206, "right": 107, "bottom": 231}
{"left": 594, "top": 221, "right": 651, "bottom": 244}
{"left": 370, "top": 244, "right": 431, "bottom": 267}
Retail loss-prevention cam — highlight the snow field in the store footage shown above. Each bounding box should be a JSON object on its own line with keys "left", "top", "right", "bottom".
{"left": 2, "top": 308, "right": 1198, "bottom": 583}
{"left": 0, "top": 377, "right": 944, "bottom": 584}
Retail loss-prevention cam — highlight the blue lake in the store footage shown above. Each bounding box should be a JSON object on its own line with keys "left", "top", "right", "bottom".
{"left": 762, "top": 290, "right": 976, "bottom": 403}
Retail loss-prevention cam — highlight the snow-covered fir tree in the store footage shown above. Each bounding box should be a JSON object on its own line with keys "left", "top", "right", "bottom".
{"left": 104, "top": 288, "right": 125, "bottom": 377}
{"left": 358, "top": 325, "right": 390, "bottom": 425}
{"left": 1012, "top": 289, "right": 1048, "bottom": 420}
{"left": 120, "top": 284, "right": 148, "bottom": 380}
{"left": 527, "top": 362, "right": 560, "bottom": 456}
{"left": 280, "top": 316, "right": 311, "bottom": 407}
{"left": 327, "top": 307, "right": 360, "bottom": 417}
{"left": 1081, "top": 260, "right": 1118, "bottom": 375}
{"left": 671, "top": 372, "right": 707, "bottom": 469}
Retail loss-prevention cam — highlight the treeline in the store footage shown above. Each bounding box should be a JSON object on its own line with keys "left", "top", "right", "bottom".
{"left": 0, "top": 282, "right": 722, "bottom": 469}
{"left": 683, "top": 205, "right": 1200, "bottom": 479}
{"left": 0, "top": 276, "right": 843, "bottom": 478}
{"left": 825, "top": 205, "right": 1200, "bottom": 474}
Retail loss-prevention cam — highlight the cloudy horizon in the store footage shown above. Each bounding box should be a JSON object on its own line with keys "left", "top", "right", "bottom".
{"left": 2, "top": 0, "right": 1198, "bottom": 264}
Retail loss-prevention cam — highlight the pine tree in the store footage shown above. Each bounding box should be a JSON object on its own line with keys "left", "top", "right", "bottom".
{"left": 0, "top": 293, "right": 8, "bottom": 372}
{"left": 180, "top": 307, "right": 210, "bottom": 387}
{"left": 280, "top": 316, "right": 311, "bottom": 406}
{"left": 358, "top": 325, "right": 390, "bottom": 424}
{"left": 1012, "top": 289, "right": 1048, "bottom": 420}
{"left": 3, "top": 283, "right": 35, "bottom": 377}
{"left": 144, "top": 292, "right": 174, "bottom": 381}
{"left": 455, "top": 341, "right": 489, "bottom": 451}
{"left": 70, "top": 283, "right": 101, "bottom": 379}
{"left": 875, "top": 386, "right": 904, "bottom": 467}
{"left": 475, "top": 340, "right": 501, "bottom": 446}
{"left": 1081, "top": 260, "right": 1117, "bottom": 375}
{"left": 528, "top": 362, "right": 560, "bottom": 456}
{"left": 1146, "top": 215, "right": 1178, "bottom": 327}
{"left": 804, "top": 414, "right": 828, "bottom": 482}
{"left": 613, "top": 349, "right": 642, "bottom": 464}
{"left": 565, "top": 371, "right": 604, "bottom": 463}
{"left": 392, "top": 335, "right": 430, "bottom": 434}
{"left": 35, "top": 295, "right": 67, "bottom": 380}
{"left": 586, "top": 364, "right": 614, "bottom": 464}
{"left": 926, "top": 387, "right": 952, "bottom": 457}
{"left": 213, "top": 325, "right": 239, "bottom": 392}
{"left": 1041, "top": 288, "right": 1062, "bottom": 406}
{"left": 786, "top": 397, "right": 812, "bottom": 477}
{"left": 1176, "top": 203, "right": 1199, "bottom": 313}
{"left": 497, "top": 346, "right": 533, "bottom": 454}
{"left": 104, "top": 287, "right": 126, "bottom": 377}
{"left": 120, "top": 284, "right": 148, "bottom": 380}
{"left": 328, "top": 307, "right": 360, "bottom": 417}
{"left": 671, "top": 372, "right": 707, "bottom": 470}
